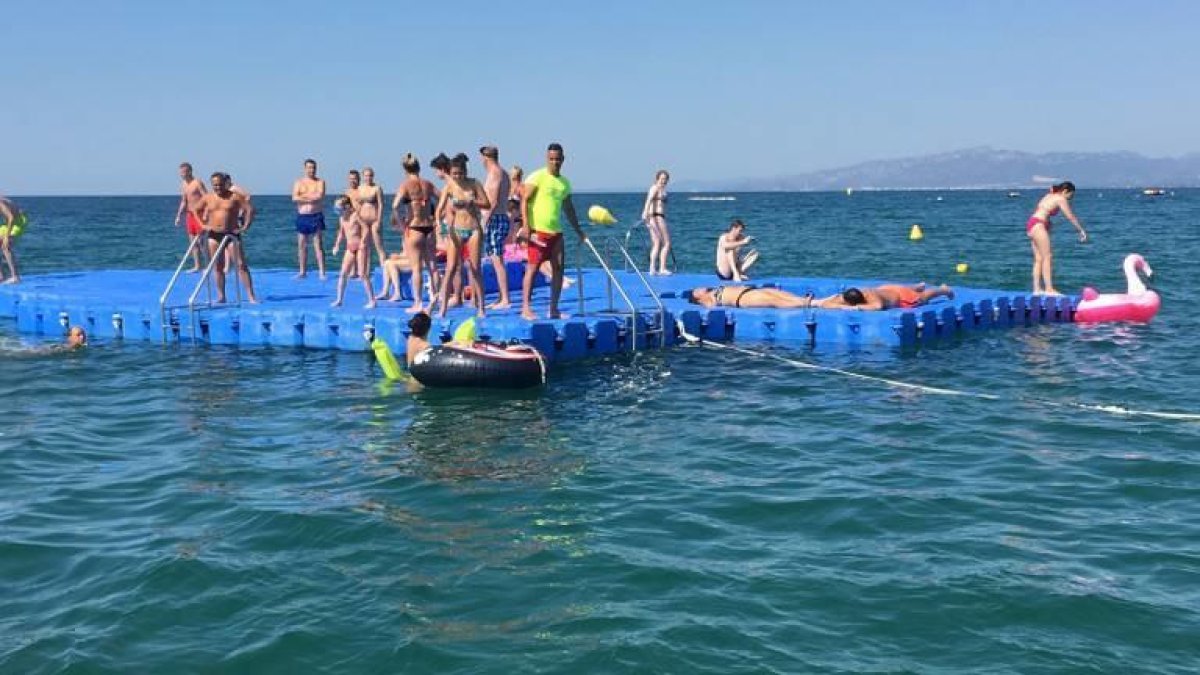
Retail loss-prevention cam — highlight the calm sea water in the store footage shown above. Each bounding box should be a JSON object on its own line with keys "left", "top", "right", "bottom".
{"left": 2, "top": 190, "right": 1199, "bottom": 673}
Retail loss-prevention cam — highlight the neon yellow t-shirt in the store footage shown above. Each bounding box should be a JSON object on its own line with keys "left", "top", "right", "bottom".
{"left": 524, "top": 168, "right": 571, "bottom": 234}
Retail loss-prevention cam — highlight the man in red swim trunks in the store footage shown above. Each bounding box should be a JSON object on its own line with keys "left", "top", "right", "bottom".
{"left": 817, "top": 283, "right": 955, "bottom": 310}
{"left": 174, "top": 162, "right": 208, "bottom": 272}
{"left": 517, "top": 143, "right": 588, "bottom": 320}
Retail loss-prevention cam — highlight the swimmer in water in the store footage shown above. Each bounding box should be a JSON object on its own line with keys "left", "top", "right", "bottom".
{"left": 1, "top": 326, "right": 87, "bottom": 355}
{"left": 406, "top": 311, "right": 432, "bottom": 366}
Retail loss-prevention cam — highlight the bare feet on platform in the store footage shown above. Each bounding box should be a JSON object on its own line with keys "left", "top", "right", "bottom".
{"left": 294, "top": 272, "right": 307, "bottom": 280}
{"left": 364, "top": 301, "right": 376, "bottom": 309}
{"left": 487, "top": 301, "right": 511, "bottom": 310}
{"left": 521, "top": 309, "right": 538, "bottom": 321}
{"left": 405, "top": 304, "right": 424, "bottom": 314}
{"left": 330, "top": 300, "right": 342, "bottom": 307}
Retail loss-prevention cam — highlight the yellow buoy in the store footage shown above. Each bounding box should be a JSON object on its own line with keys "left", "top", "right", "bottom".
{"left": 587, "top": 205, "right": 617, "bottom": 225}
{"left": 956, "top": 263, "right": 969, "bottom": 274}
{"left": 909, "top": 224, "right": 924, "bottom": 241}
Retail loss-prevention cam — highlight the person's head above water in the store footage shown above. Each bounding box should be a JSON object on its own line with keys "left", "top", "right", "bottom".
{"left": 841, "top": 288, "right": 867, "bottom": 306}
{"left": 408, "top": 312, "right": 432, "bottom": 339}
{"left": 729, "top": 218, "right": 745, "bottom": 232}
{"left": 67, "top": 325, "right": 87, "bottom": 348}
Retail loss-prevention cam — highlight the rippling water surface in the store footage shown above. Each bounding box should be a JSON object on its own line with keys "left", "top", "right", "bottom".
{"left": 2, "top": 191, "right": 1199, "bottom": 673}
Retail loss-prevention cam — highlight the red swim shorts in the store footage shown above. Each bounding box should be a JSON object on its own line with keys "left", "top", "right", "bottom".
{"left": 526, "top": 231, "right": 562, "bottom": 267}
{"left": 186, "top": 212, "right": 204, "bottom": 237}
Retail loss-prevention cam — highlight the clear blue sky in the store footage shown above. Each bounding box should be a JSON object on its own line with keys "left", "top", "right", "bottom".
{"left": 3, "top": 0, "right": 1198, "bottom": 194}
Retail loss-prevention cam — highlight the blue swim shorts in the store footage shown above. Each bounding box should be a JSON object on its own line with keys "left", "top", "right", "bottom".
{"left": 295, "top": 212, "right": 326, "bottom": 235}
{"left": 484, "top": 213, "right": 511, "bottom": 258}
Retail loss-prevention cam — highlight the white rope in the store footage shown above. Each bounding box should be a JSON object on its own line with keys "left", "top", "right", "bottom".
{"left": 675, "top": 321, "right": 1200, "bottom": 422}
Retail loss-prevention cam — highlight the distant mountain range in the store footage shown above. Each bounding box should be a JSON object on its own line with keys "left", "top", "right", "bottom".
{"left": 678, "top": 147, "right": 1200, "bottom": 191}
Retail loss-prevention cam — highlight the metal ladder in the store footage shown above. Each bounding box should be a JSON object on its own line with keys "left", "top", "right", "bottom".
{"left": 158, "top": 235, "right": 241, "bottom": 342}
{"left": 575, "top": 236, "right": 668, "bottom": 351}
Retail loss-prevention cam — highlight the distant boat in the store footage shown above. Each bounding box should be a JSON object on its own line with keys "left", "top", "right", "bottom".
{"left": 687, "top": 195, "right": 737, "bottom": 202}
{"left": 1007, "top": 191, "right": 1021, "bottom": 198}
{"left": 845, "top": 187, "right": 854, "bottom": 196}
{"left": 1142, "top": 188, "right": 1166, "bottom": 196}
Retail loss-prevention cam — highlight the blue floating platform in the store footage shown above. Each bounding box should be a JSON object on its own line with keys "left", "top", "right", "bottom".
{"left": 0, "top": 265, "right": 1077, "bottom": 359}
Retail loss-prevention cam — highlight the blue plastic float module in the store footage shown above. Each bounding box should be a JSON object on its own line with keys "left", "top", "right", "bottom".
{"left": 0, "top": 266, "right": 1075, "bottom": 358}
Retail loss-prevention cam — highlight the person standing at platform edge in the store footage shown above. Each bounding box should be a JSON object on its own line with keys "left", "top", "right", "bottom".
{"left": 518, "top": 143, "right": 588, "bottom": 320}
{"left": 292, "top": 158, "right": 327, "bottom": 279}
{"left": 479, "top": 145, "right": 512, "bottom": 309}
{"left": 0, "top": 195, "right": 26, "bottom": 284}
{"left": 174, "top": 162, "right": 208, "bottom": 272}
{"left": 195, "top": 172, "right": 260, "bottom": 304}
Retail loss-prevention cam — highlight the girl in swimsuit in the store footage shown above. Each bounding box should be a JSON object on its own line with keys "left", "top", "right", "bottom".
{"left": 331, "top": 196, "right": 376, "bottom": 308}
{"left": 435, "top": 155, "right": 491, "bottom": 318}
{"left": 641, "top": 170, "right": 671, "bottom": 275}
{"left": 385, "top": 153, "right": 441, "bottom": 311}
{"left": 1027, "top": 181, "right": 1088, "bottom": 295}
{"left": 356, "top": 167, "right": 387, "bottom": 265}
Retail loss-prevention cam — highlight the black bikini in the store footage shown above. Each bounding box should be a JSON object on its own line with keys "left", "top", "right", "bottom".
{"left": 713, "top": 286, "right": 750, "bottom": 308}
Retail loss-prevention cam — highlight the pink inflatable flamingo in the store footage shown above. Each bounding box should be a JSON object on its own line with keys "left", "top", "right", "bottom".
{"left": 1075, "top": 253, "right": 1161, "bottom": 323}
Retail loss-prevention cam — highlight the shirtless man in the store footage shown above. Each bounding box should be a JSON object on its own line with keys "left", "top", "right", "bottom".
{"left": 291, "top": 158, "right": 327, "bottom": 279}
{"left": 715, "top": 218, "right": 759, "bottom": 281}
{"left": 195, "top": 172, "right": 260, "bottom": 304}
{"left": 173, "top": 162, "right": 207, "bottom": 272}
{"left": 815, "top": 283, "right": 955, "bottom": 310}
{"left": 478, "top": 146, "right": 512, "bottom": 309}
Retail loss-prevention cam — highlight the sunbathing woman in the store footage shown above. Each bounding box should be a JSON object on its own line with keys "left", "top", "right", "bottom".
{"left": 687, "top": 286, "right": 814, "bottom": 309}
{"left": 688, "top": 283, "right": 953, "bottom": 310}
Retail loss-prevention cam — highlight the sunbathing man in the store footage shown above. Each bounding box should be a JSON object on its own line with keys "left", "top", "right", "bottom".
{"left": 816, "top": 283, "right": 954, "bottom": 310}
{"left": 687, "top": 282, "right": 953, "bottom": 310}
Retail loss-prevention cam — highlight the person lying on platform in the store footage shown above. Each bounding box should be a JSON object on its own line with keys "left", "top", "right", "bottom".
{"left": 815, "top": 283, "right": 955, "bottom": 310}
{"left": 686, "top": 283, "right": 954, "bottom": 310}
{"left": 686, "top": 285, "right": 814, "bottom": 309}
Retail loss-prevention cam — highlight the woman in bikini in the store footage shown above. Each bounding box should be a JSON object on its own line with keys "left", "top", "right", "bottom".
{"left": 687, "top": 283, "right": 953, "bottom": 310}
{"left": 331, "top": 196, "right": 376, "bottom": 308}
{"left": 1027, "top": 181, "right": 1088, "bottom": 295}
{"left": 385, "top": 153, "right": 440, "bottom": 311}
{"left": 356, "top": 167, "right": 387, "bottom": 265}
{"left": 435, "top": 155, "right": 491, "bottom": 318}
{"left": 641, "top": 169, "right": 671, "bottom": 275}
{"left": 688, "top": 286, "right": 813, "bottom": 309}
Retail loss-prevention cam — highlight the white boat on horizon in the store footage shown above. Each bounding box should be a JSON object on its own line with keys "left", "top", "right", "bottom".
{"left": 687, "top": 195, "right": 737, "bottom": 201}
{"left": 1142, "top": 188, "right": 1167, "bottom": 196}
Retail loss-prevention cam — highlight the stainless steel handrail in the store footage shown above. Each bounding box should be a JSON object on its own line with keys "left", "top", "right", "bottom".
{"left": 159, "top": 234, "right": 205, "bottom": 341}
{"left": 185, "top": 235, "right": 240, "bottom": 342}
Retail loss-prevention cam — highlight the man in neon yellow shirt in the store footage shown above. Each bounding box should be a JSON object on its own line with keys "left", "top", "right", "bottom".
{"left": 518, "top": 143, "right": 588, "bottom": 320}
